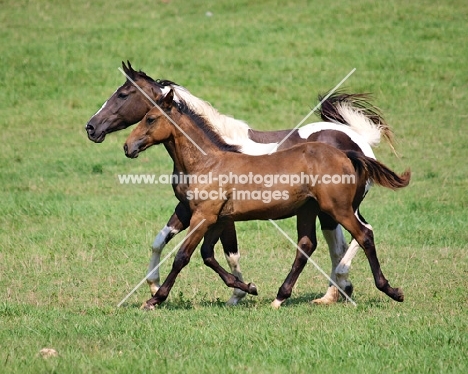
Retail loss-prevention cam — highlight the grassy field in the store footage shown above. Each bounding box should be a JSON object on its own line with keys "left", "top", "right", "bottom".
{"left": 1, "top": 0, "right": 467, "bottom": 372}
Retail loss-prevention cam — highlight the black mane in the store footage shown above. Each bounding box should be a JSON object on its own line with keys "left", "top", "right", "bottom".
{"left": 127, "top": 65, "right": 180, "bottom": 90}
{"left": 172, "top": 99, "right": 240, "bottom": 153}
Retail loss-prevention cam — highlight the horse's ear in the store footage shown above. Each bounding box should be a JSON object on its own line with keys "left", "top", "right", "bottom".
{"left": 123, "top": 60, "right": 135, "bottom": 79}
{"left": 160, "top": 89, "right": 174, "bottom": 111}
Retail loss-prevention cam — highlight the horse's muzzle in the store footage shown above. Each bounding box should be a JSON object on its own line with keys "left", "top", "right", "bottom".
{"left": 85, "top": 122, "right": 106, "bottom": 143}
{"left": 123, "top": 143, "right": 139, "bottom": 158}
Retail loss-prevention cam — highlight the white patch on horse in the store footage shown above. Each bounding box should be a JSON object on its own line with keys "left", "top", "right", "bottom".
{"left": 92, "top": 89, "right": 117, "bottom": 117}
{"left": 354, "top": 211, "right": 373, "bottom": 231}
{"left": 335, "top": 102, "right": 382, "bottom": 147}
{"left": 334, "top": 213, "right": 372, "bottom": 282}
{"left": 335, "top": 239, "right": 360, "bottom": 278}
{"left": 170, "top": 85, "right": 252, "bottom": 143}
{"left": 160, "top": 85, "right": 172, "bottom": 96}
{"left": 239, "top": 139, "right": 279, "bottom": 155}
{"left": 298, "top": 122, "right": 375, "bottom": 159}
{"left": 224, "top": 252, "right": 247, "bottom": 305}
{"left": 152, "top": 225, "right": 174, "bottom": 251}
{"left": 299, "top": 122, "right": 375, "bottom": 195}
{"left": 147, "top": 225, "right": 180, "bottom": 295}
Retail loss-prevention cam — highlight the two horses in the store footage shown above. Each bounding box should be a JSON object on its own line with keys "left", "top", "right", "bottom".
{"left": 123, "top": 90, "right": 410, "bottom": 309}
{"left": 86, "top": 61, "right": 407, "bottom": 306}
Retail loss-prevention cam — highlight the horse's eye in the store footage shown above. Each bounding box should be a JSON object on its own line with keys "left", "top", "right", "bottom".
{"left": 146, "top": 117, "right": 155, "bottom": 125}
{"left": 118, "top": 92, "right": 128, "bottom": 100}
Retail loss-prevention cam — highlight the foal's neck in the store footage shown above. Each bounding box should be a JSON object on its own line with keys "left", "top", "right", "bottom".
{"left": 164, "top": 114, "right": 226, "bottom": 175}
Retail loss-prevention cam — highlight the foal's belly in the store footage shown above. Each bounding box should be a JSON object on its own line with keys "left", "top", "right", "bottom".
{"left": 222, "top": 192, "right": 310, "bottom": 221}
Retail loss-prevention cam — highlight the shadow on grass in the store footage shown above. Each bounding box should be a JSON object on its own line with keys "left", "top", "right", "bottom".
{"left": 118, "top": 291, "right": 390, "bottom": 311}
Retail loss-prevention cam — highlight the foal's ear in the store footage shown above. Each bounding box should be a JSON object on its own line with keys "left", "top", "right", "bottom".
{"left": 160, "top": 89, "right": 174, "bottom": 111}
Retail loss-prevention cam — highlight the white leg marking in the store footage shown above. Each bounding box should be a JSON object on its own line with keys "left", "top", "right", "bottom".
{"left": 334, "top": 213, "right": 373, "bottom": 283}
{"left": 313, "top": 227, "right": 350, "bottom": 304}
{"left": 146, "top": 225, "right": 179, "bottom": 295}
{"left": 335, "top": 239, "right": 360, "bottom": 277}
{"left": 271, "top": 298, "right": 284, "bottom": 309}
{"left": 224, "top": 252, "right": 247, "bottom": 305}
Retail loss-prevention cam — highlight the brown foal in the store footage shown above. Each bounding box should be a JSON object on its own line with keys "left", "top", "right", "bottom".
{"left": 123, "top": 89, "right": 410, "bottom": 309}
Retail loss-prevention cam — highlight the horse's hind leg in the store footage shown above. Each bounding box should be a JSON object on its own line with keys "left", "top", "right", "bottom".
{"left": 337, "top": 210, "right": 404, "bottom": 302}
{"left": 272, "top": 200, "right": 318, "bottom": 309}
{"left": 147, "top": 202, "right": 191, "bottom": 296}
{"left": 201, "top": 222, "right": 258, "bottom": 297}
{"left": 219, "top": 219, "right": 247, "bottom": 305}
{"left": 312, "top": 213, "right": 353, "bottom": 305}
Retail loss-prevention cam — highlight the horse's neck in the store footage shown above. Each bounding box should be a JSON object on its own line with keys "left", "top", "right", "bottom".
{"left": 164, "top": 117, "right": 221, "bottom": 175}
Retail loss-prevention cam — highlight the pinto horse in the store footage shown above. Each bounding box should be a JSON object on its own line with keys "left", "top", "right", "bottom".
{"left": 86, "top": 61, "right": 396, "bottom": 304}
{"left": 123, "top": 89, "right": 410, "bottom": 309}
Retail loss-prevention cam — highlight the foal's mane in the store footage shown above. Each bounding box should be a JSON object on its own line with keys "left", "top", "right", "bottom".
{"left": 145, "top": 77, "right": 252, "bottom": 145}
{"left": 170, "top": 98, "right": 241, "bottom": 153}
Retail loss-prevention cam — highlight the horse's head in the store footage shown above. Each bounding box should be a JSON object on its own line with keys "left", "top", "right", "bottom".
{"left": 124, "top": 89, "right": 176, "bottom": 158}
{"left": 85, "top": 61, "right": 167, "bottom": 143}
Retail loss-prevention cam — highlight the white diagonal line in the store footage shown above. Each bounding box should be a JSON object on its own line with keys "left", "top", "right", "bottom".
{"left": 268, "top": 219, "right": 357, "bottom": 306}
{"left": 117, "top": 219, "right": 206, "bottom": 307}
{"left": 118, "top": 67, "right": 207, "bottom": 156}
{"left": 268, "top": 68, "right": 356, "bottom": 154}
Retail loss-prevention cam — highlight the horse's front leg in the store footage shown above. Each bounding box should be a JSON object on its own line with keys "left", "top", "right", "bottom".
{"left": 219, "top": 219, "right": 248, "bottom": 305}
{"left": 142, "top": 214, "right": 213, "bottom": 309}
{"left": 201, "top": 221, "right": 258, "bottom": 297}
{"left": 272, "top": 201, "right": 318, "bottom": 309}
{"left": 147, "top": 202, "right": 191, "bottom": 296}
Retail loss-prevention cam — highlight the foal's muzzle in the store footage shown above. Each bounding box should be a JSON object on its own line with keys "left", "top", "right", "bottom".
{"left": 124, "top": 143, "right": 139, "bottom": 158}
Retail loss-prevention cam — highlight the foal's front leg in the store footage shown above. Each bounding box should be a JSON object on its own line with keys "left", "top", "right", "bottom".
{"left": 201, "top": 221, "right": 258, "bottom": 297}
{"left": 147, "top": 202, "right": 191, "bottom": 296}
{"left": 142, "top": 214, "right": 213, "bottom": 309}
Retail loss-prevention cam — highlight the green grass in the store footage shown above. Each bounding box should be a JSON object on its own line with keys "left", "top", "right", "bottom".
{"left": 1, "top": 0, "right": 467, "bottom": 372}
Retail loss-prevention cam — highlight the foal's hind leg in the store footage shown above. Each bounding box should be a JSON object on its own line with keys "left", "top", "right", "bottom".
{"left": 337, "top": 210, "right": 404, "bottom": 302}
{"left": 219, "top": 219, "right": 247, "bottom": 305}
{"left": 272, "top": 201, "right": 318, "bottom": 309}
{"left": 147, "top": 202, "right": 191, "bottom": 295}
{"left": 201, "top": 222, "right": 258, "bottom": 297}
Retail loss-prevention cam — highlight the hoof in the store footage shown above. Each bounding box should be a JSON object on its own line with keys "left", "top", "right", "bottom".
{"left": 140, "top": 302, "right": 155, "bottom": 311}
{"left": 342, "top": 284, "right": 354, "bottom": 299}
{"left": 226, "top": 297, "right": 240, "bottom": 306}
{"left": 392, "top": 288, "right": 404, "bottom": 302}
{"left": 271, "top": 299, "right": 283, "bottom": 309}
{"left": 248, "top": 283, "right": 258, "bottom": 295}
{"left": 312, "top": 286, "right": 339, "bottom": 305}
{"left": 226, "top": 290, "right": 247, "bottom": 306}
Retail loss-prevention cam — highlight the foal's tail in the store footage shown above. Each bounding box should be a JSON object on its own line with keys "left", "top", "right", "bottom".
{"left": 346, "top": 151, "right": 411, "bottom": 190}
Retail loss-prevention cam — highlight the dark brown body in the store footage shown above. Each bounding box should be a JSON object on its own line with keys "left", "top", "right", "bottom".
{"left": 123, "top": 91, "right": 410, "bottom": 308}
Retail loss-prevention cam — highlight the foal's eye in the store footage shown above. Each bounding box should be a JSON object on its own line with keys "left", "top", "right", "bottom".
{"left": 146, "top": 117, "right": 155, "bottom": 125}
{"left": 117, "top": 92, "right": 128, "bottom": 100}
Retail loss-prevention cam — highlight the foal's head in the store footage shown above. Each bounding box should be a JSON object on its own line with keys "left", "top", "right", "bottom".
{"left": 85, "top": 61, "right": 169, "bottom": 143}
{"left": 124, "top": 90, "right": 176, "bottom": 158}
